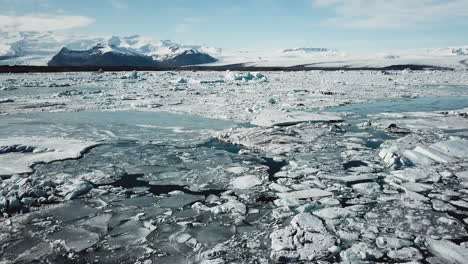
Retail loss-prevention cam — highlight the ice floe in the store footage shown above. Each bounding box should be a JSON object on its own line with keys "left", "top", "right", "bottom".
{"left": 0, "top": 137, "right": 98, "bottom": 177}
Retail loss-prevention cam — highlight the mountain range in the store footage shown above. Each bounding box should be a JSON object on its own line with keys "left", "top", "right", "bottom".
{"left": 0, "top": 31, "right": 467, "bottom": 69}
{"left": 0, "top": 32, "right": 220, "bottom": 67}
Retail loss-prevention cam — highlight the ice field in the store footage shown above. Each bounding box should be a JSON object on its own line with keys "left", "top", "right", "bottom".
{"left": 1, "top": 69, "right": 468, "bottom": 263}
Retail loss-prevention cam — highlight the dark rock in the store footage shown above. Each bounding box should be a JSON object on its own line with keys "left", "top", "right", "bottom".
{"left": 48, "top": 45, "right": 217, "bottom": 67}
{"left": 48, "top": 46, "right": 158, "bottom": 67}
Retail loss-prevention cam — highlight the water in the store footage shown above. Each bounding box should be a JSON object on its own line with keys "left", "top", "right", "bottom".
{"left": 2, "top": 98, "right": 467, "bottom": 263}
{"left": 0, "top": 111, "right": 237, "bottom": 142}
{"left": 343, "top": 160, "right": 368, "bottom": 170}
{"left": 0, "top": 110, "right": 284, "bottom": 263}
{"left": 102, "top": 173, "right": 226, "bottom": 196}
{"left": 0, "top": 111, "right": 280, "bottom": 193}
{"left": 324, "top": 96, "right": 468, "bottom": 116}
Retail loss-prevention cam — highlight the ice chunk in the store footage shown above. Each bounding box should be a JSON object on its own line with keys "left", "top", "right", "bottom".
{"left": 313, "top": 207, "right": 355, "bottom": 219}
{"left": 35, "top": 202, "right": 100, "bottom": 223}
{"left": 15, "top": 242, "right": 53, "bottom": 262}
{"left": 450, "top": 200, "right": 468, "bottom": 209}
{"left": 391, "top": 168, "right": 440, "bottom": 183}
{"left": 270, "top": 251, "right": 300, "bottom": 263}
{"left": 270, "top": 225, "right": 336, "bottom": 262}
{"left": 376, "top": 236, "right": 413, "bottom": 250}
{"left": 402, "top": 149, "right": 436, "bottom": 166}
{"left": 251, "top": 110, "right": 342, "bottom": 127}
{"left": 191, "top": 225, "right": 235, "bottom": 244}
{"left": 231, "top": 175, "right": 262, "bottom": 189}
{"left": 430, "top": 140, "right": 468, "bottom": 158}
{"left": 79, "top": 214, "right": 111, "bottom": 235}
{"left": 352, "top": 182, "right": 381, "bottom": 196}
{"left": 49, "top": 227, "right": 99, "bottom": 252}
{"left": 200, "top": 245, "right": 228, "bottom": 261}
{"left": 400, "top": 182, "right": 433, "bottom": 193}
{"left": 194, "top": 195, "right": 247, "bottom": 216}
{"left": 277, "top": 189, "right": 333, "bottom": 200}
{"left": 295, "top": 232, "right": 336, "bottom": 261}
{"left": 65, "top": 181, "right": 93, "bottom": 200}
{"left": 218, "top": 125, "right": 327, "bottom": 155}
{"left": 426, "top": 238, "right": 468, "bottom": 264}
{"left": 176, "top": 77, "right": 188, "bottom": 84}
{"left": 171, "top": 233, "right": 192, "bottom": 243}
{"left": 0, "top": 137, "right": 98, "bottom": 176}
{"left": 366, "top": 201, "right": 467, "bottom": 238}
{"left": 456, "top": 171, "right": 468, "bottom": 181}
{"left": 107, "top": 224, "right": 152, "bottom": 249}
{"left": 157, "top": 193, "right": 205, "bottom": 209}
{"left": 387, "top": 247, "right": 423, "bottom": 261}
{"left": 270, "top": 227, "right": 296, "bottom": 252}
{"left": 269, "top": 182, "right": 291, "bottom": 193}
{"left": 413, "top": 146, "right": 458, "bottom": 163}
{"left": 340, "top": 242, "right": 384, "bottom": 262}
{"left": 404, "top": 189, "right": 430, "bottom": 202}
{"left": 0, "top": 98, "right": 14, "bottom": 103}
{"left": 380, "top": 139, "right": 468, "bottom": 168}
{"left": 290, "top": 213, "right": 327, "bottom": 233}
{"left": 225, "top": 167, "right": 248, "bottom": 175}
{"left": 320, "top": 174, "right": 378, "bottom": 184}
{"left": 225, "top": 71, "right": 266, "bottom": 82}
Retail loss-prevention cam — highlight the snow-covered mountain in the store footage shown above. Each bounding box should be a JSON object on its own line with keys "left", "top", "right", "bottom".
{"left": 0, "top": 31, "right": 101, "bottom": 65}
{"left": 282, "top": 48, "right": 337, "bottom": 53}
{"left": 208, "top": 46, "right": 468, "bottom": 69}
{"left": 0, "top": 32, "right": 219, "bottom": 66}
{"left": 1, "top": 31, "right": 467, "bottom": 69}
{"left": 48, "top": 43, "right": 217, "bottom": 67}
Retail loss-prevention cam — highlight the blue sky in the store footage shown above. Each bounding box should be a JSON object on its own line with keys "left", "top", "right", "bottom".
{"left": 1, "top": 0, "right": 467, "bottom": 51}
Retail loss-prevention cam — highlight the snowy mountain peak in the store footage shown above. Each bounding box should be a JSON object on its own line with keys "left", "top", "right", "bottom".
{"left": 451, "top": 47, "right": 468, "bottom": 56}
{"left": 0, "top": 31, "right": 220, "bottom": 66}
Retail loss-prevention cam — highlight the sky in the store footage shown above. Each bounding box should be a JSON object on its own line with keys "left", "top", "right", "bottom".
{"left": 0, "top": 0, "right": 467, "bottom": 51}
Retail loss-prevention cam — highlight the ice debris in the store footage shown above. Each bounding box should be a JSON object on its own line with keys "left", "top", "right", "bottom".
{"left": 225, "top": 71, "right": 267, "bottom": 82}
{"left": 426, "top": 238, "right": 468, "bottom": 264}
{"left": 380, "top": 139, "right": 468, "bottom": 168}
{"left": 251, "top": 110, "right": 342, "bottom": 127}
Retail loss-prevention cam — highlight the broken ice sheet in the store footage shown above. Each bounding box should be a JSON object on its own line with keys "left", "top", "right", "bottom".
{"left": 251, "top": 110, "right": 343, "bottom": 127}
{"left": 48, "top": 227, "right": 99, "bottom": 252}
{"left": 157, "top": 193, "right": 205, "bottom": 209}
{"left": 2, "top": 72, "right": 468, "bottom": 263}
{"left": 217, "top": 124, "right": 328, "bottom": 155}
{"left": 426, "top": 238, "right": 468, "bottom": 264}
{"left": 0, "top": 137, "right": 98, "bottom": 177}
{"left": 365, "top": 200, "right": 467, "bottom": 239}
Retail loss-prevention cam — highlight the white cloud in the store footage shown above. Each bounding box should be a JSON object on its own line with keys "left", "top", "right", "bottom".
{"left": 312, "top": 0, "right": 468, "bottom": 29}
{"left": 0, "top": 14, "right": 95, "bottom": 32}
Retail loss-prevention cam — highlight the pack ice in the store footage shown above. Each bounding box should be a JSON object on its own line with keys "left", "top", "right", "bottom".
{"left": 1, "top": 69, "right": 468, "bottom": 263}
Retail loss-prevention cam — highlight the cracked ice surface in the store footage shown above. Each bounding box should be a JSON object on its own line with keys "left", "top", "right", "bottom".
{"left": 1, "top": 70, "right": 468, "bottom": 263}
{"left": 0, "top": 137, "right": 98, "bottom": 177}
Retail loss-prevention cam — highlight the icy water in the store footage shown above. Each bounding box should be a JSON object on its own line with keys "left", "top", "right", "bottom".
{"left": 1, "top": 97, "right": 468, "bottom": 263}
{"left": 0, "top": 111, "right": 283, "bottom": 263}
{"left": 0, "top": 111, "right": 237, "bottom": 140}
{"left": 1, "top": 111, "right": 279, "bottom": 190}
{"left": 324, "top": 96, "right": 468, "bottom": 115}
